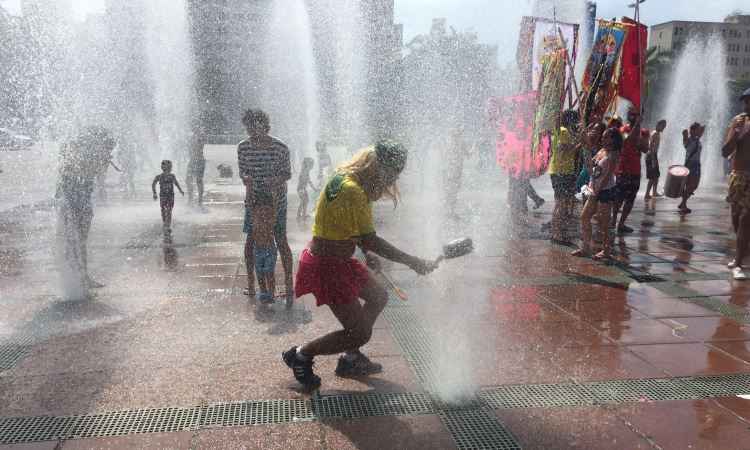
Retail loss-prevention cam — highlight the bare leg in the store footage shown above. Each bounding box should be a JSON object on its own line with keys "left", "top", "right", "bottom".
{"left": 732, "top": 205, "right": 741, "bottom": 233}
{"left": 186, "top": 173, "right": 194, "bottom": 204}
{"left": 244, "top": 236, "right": 255, "bottom": 296}
{"left": 197, "top": 176, "right": 204, "bottom": 206}
{"left": 551, "top": 198, "right": 562, "bottom": 240}
{"left": 645, "top": 180, "right": 654, "bottom": 198}
{"left": 618, "top": 199, "right": 634, "bottom": 229}
{"left": 611, "top": 198, "right": 623, "bottom": 229}
{"left": 300, "top": 275, "right": 388, "bottom": 356}
{"left": 267, "top": 272, "right": 275, "bottom": 298}
{"left": 275, "top": 231, "right": 294, "bottom": 299}
{"left": 652, "top": 177, "right": 660, "bottom": 196}
{"left": 575, "top": 197, "right": 597, "bottom": 254}
{"left": 596, "top": 202, "right": 612, "bottom": 258}
{"left": 737, "top": 211, "right": 750, "bottom": 267}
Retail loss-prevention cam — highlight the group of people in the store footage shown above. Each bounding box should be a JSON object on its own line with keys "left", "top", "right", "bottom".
{"left": 55, "top": 89, "right": 750, "bottom": 391}
{"left": 235, "top": 108, "right": 435, "bottom": 388}
{"left": 538, "top": 105, "right": 709, "bottom": 259}
{"left": 540, "top": 88, "right": 750, "bottom": 282}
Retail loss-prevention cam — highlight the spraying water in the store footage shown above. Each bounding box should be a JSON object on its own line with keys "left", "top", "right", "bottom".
{"left": 260, "top": 0, "right": 320, "bottom": 165}
{"left": 657, "top": 35, "right": 729, "bottom": 180}
{"left": 142, "top": 0, "right": 195, "bottom": 163}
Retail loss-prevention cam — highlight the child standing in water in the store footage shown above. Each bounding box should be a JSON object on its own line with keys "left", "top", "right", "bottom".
{"left": 678, "top": 122, "right": 705, "bottom": 214}
{"left": 297, "top": 157, "right": 318, "bottom": 219}
{"left": 246, "top": 177, "right": 278, "bottom": 304}
{"left": 152, "top": 160, "right": 184, "bottom": 239}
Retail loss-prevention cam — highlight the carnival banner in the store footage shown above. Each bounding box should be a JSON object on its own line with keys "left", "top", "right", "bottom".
{"left": 517, "top": 16, "right": 579, "bottom": 92}
{"left": 531, "top": 19, "right": 579, "bottom": 90}
{"left": 491, "top": 91, "right": 552, "bottom": 178}
{"left": 619, "top": 17, "right": 648, "bottom": 111}
{"left": 582, "top": 20, "right": 629, "bottom": 123}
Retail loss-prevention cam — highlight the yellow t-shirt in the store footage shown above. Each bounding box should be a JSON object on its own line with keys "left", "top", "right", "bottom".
{"left": 548, "top": 127, "right": 577, "bottom": 175}
{"left": 312, "top": 174, "right": 375, "bottom": 240}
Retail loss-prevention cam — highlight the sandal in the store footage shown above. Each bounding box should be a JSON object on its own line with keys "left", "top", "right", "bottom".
{"left": 592, "top": 251, "right": 610, "bottom": 261}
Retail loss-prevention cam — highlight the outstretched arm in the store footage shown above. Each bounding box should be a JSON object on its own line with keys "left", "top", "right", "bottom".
{"left": 174, "top": 178, "right": 184, "bottom": 195}
{"left": 359, "top": 233, "right": 436, "bottom": 275}
{"left": 152, "top": 176, "right": 158, "bottom": 199}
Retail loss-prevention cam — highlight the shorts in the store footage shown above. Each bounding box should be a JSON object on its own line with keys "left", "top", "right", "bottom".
{"left": 188, "top": 158, "right": 206, "bottom": 179}
{"left": 160, "top": 194, "right": 174, "bottom": 209}
{"left": 645, "top": 157, "right": 659, "bottom": 180}
{"left": 294, "top": 247, "right": 370, "bottom": 306}
{"left": 576, "top": 168, "right": 590, "bottom": 193}
{"left": 683, "top": 174, "right": 701, "bottom": 197}
{"left": 595, "top": 187, "right": 617, "bottom": 203}
{"left": 728, "top": 171, "right": 750, "bottom": 210}
{"left": 254, "top": 245, "right": 278, "bottom": 276}
{"left": 244, "top": 192, "right": 287, "bottom": 235}
{"left": 616, "top": 174, "right": 641, "bottom": 202}
{"left": 550, "top": 174, "right": 577, "bottom": 199}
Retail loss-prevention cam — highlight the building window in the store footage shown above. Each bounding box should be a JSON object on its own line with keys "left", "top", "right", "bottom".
{"left": 659, "top": 31, "right": 663, "bottom": 39}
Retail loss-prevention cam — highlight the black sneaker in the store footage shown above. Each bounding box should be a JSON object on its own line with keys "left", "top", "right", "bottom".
{"left": 282, "top": 347, "right": 321, "bottom": 388}
{"left": 617, "top": 225, "right": 634, "bottom": 234}
{"left": 335, "top": 352, "right": 383, "bottom": 377}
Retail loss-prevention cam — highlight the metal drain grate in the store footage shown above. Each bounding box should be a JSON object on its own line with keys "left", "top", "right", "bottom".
{"left": 476, "top": 374, "right": 750, "bottom": 412}
{"left": 684, "top": 297, "right": 750, "bottom": 324}
{"left": 581, "top": 377, "right": 700, "bottom": 404}
{"left": 312, "top": 392, "right": 435, "bottom": 418}
{"left": 683, "top": 374, "right": 750, "bottom": 397}
{"left": 381, "top": 307, "right": 437, "bottom": 386}
{"left": 0, "top": 400, "right": 312, "bottom": 444}
{"left": 200, "top": 400, "right": 313, "bottom": 427}
{"left": 0, "top": 343, "right": 31, "bottom": 371}
{"left": 440, "top": 409, "right": 520, "bottom": 450}
{"left": 630, "top": 274, "right": 667, "bottom": 283}
{"left": 480, "top": 383, "right": 592, "bottom": 409}
{"left": 0, "top": 416, "right": 77, "bottom": 444}
{"left": 69, "top": 407, "right": 198, "bottom": 439}
{"left": 383, "top": 305, "right": 523, "bottom": 449}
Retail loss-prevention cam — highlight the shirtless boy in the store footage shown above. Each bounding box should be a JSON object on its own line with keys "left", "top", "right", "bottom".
{"left": 723, "top": 88, "right": 750, "bottom": 280}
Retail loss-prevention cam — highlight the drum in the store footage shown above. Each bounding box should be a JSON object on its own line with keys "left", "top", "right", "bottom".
{"left": 664, "top": 165, "right": 690, "bottom": 198}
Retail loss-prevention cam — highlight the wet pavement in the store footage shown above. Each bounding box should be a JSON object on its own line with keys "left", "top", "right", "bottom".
{"left": 1, "top": 178, "right": 750, "bottom": 449}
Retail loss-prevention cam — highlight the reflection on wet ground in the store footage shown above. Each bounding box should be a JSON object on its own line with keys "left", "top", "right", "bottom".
{"left": 0, "top": 184, "right": 749, "bottom": 448}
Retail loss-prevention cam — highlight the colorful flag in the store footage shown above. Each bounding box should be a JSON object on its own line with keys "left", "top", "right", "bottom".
{"left": 582, "top": 20, "right": 629, "bottom": 124}
{"left": 619, "top": 17, "right": 648, "bottom": 111}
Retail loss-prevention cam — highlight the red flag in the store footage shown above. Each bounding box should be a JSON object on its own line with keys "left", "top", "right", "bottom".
{"left": 619, "top": 17, "right": 647, "bottom": 110}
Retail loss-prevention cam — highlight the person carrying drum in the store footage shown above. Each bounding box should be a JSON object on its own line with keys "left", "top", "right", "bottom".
{"left": 723, "top": 88, "right": 750, "bottom": 280}
{"left": 678, "top": 122, "right": 705, "bottom": 214}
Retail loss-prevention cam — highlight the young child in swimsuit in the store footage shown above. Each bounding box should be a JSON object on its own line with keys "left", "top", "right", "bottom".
{"left": 246, "top": 177, "right": 278, "bottom": 304}
{"left": 152, "top": 160, "right": 184, "bottom": 240}
{"left": 297, "top": 157, "right": 318, "bottom": 219}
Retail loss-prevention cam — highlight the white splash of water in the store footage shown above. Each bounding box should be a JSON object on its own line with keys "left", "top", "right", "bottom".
{"left": 142, "top": 0, "right": 195, "bottom": 163}
{"left": 260, "top": 0, "right": 320, "bottom": 164}
{"left": 657, "top": 35, "right": 729, "bottom": 181}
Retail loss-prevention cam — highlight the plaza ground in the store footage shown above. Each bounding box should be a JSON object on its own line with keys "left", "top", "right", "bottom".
{"left": 1, "top": 177, "right": 749, "bottom": 449}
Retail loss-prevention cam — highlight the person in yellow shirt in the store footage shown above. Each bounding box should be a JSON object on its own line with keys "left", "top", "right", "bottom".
{"left": 548, "top": 110, "right": 581, "bottom": 243}
{"left": 283, "top": 141, "right": 437, "bottom": 388}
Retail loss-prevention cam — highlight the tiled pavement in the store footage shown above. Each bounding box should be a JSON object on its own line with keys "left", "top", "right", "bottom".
{"left": 1, "top": 180, "right": 749, "bottom": 449}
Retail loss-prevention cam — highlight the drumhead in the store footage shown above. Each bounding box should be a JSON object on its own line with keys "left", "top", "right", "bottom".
{"left": 668, "top": 165, "right": 690, "bottom": 177}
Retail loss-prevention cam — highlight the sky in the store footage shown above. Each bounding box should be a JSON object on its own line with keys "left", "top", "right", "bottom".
{"left": 395, "top": 0, "right": 748, "bottom": 62}
{"left": 1, "top": 0, "right": 747, "bottom": 61}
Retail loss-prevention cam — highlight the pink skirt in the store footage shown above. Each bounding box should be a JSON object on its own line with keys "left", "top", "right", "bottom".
{"left": 294, "top": 248, "right": 370, "bottom": 306}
